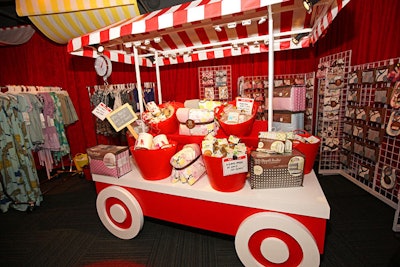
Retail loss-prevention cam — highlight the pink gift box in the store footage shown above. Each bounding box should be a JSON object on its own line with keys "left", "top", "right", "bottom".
{"left": 87, "top": 145, "right": 132, "bottom": 178}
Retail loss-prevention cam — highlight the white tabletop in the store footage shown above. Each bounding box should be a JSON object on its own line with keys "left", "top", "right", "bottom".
{"left": 92, "top": 162, "right": 330, "bottom": 220}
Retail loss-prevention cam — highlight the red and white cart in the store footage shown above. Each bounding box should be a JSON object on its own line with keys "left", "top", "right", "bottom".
{"left": 93, "top": 162, "right": 330, "bottom": 266}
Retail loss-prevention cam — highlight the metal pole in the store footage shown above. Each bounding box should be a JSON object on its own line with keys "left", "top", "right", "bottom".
{"left": 267, "top": 5, "right": 274, "bottom": 131}
{"left": 133, "top": 46, "right": 145, "bottom": 132}
{"left": 154, "top": 53, "right": 163, "bottom": 104}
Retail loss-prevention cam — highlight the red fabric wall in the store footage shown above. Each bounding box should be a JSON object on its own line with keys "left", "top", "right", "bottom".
{"left": 0, "top": 0, "right": 399, "bottom": 156}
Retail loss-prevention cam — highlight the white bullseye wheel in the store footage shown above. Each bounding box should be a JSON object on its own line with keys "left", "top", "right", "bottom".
{"left": 96, "top": 186, "right": 144, "bottom": 239}
{"left": 235, "top": 212, "right": 320, "bottom": 267}
{"left": 261, "top": 237, "right": 289, "bottom": 263}
{"left": 109, "top": 204, "right": 127, "bottom": 223}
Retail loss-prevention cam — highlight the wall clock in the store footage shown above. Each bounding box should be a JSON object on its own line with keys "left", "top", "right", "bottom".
{"left": 94, "top": 55, "right": 112, "bottom": 80}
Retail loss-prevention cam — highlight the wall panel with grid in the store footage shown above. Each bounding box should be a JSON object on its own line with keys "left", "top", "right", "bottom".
{"left": 340, "top": 57, "right": 400, "bottom": 209}
{"left": 198, "top": 65, "right": 232, "bottom": 101}
{"left": 316, "top": 50, "right": 352, "bottom": 174}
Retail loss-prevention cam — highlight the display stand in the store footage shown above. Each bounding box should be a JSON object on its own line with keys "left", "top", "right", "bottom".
{"left": 316, "top": 55, "right": 400, "bottom": 230}
{"left": 198, "top": 65, "right": 232, "bottom": 101}
{"left": 394, "top": 193, "right": 400, "bottom": 232}
{"left": 316, "top": 50, "right": 352, "bottom": 174}
{"left": 92, "top": 161, "right": 330, "bottom": 266}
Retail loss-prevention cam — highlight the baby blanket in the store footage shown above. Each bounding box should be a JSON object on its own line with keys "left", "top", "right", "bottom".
{"left": 170, "top": 144, "right": 206, "bottom": 185}
{"left": 176, "top": 108, "right": 216, "bottom": 136}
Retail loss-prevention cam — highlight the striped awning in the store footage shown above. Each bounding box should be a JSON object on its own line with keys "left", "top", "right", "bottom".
{"left": 16, "top": 0, "right": 140, "bottom": 44}
{"left": 0, "top": 25, "right": 35, "bottom": 46}
{"left": 67, "top": 0, "right": 350, "bottom": 67}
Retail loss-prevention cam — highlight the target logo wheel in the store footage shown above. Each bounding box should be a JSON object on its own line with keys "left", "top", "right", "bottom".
{"left": 235, "top": 212, "right": 320, "bottom": 266}
{"left": 96, "top": 186, "right": 144, "bottom": 239}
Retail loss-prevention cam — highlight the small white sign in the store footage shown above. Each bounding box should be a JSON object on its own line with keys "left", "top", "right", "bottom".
{"left": 236, "top": 97, "right": 254, "bottom": 115}
{"left": 92, "top": 102, "right": 112, "bottom": 121}
{"left": 222, "top": 155, "right": 248, "bottom": 176}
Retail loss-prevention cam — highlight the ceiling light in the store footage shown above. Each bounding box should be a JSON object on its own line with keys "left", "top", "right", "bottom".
{"left": 144, "top": 39, "right": 150, "bottom": 45}
{"left": 258, "top": 17, "right": 267, "bottom": 24}
{"left": 214, "top": 25, "right": 222, "bottom": 32}
{"left": 292, "top": 33, "right": 309, "bottom": 45}
{"left": 242, "top": 19, "right": 251, "bottom": 26}
{"left": 124, "top": 42, "right": 132, "bottom": 48}
{"left": 303, "top": 0, "right": 320, "bottom": 14}
{"left": 227, "top": 22, "right": 237, "bottom": 29}
{"left": 133, "top": 41, "right": 141, "bottom": 47}
{"left": 97, "top": 45, "right": 104, "bottom": 53}
{"left": 154, "top": 37, "right": 161, "bottom": 43}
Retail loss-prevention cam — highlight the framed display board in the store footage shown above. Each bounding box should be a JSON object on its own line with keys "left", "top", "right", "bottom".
{"left": 198, "top": 65, "right": 232, "bottom": 101}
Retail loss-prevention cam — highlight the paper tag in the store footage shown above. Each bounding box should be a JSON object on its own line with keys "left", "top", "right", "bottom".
{"left": 22, "top": 112, "right": 30, "bottom": 125}
{"left": 236, "top": 97, "right": 254, "bottom": 115}
{"left": 47, "top": 116, "right": 55, "bottom": 127}
{"left": 40, "top": 113, "right": 46, "bottom": 128}
{"left": 92, "top": 102, "right": 113, "bottom": 121}
{"left": 222, "top": 155, "right": 248, "bottom": 176}
{"left": 227, "top": 112, "right": 239, "bottom": 123}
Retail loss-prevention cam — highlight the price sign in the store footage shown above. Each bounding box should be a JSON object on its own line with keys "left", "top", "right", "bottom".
{"left": 92, "top": 102, "right": 112, "bottom": 121}
{"left": 106, "top": 103, "right": 138, "bottom": 138}
{"left": 236, "top": 97, "right": 254, "bottom": 115}
{"left": 222, "top": 155, "right": 248, "bottom": 176}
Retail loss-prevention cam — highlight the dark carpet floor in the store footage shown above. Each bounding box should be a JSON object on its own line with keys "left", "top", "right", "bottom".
{"left": 1, "top": 172, "right": 400, "bottom": 267}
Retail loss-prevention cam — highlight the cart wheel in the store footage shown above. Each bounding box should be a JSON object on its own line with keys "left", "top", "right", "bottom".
{"left": 96, "top": 186, "right": 144, "bottom": 239}
{"left": 235, "top": 212, "right": 320, "bottom": 267}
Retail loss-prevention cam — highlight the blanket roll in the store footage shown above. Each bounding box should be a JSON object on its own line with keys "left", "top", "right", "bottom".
{"left": 176, "top": 108, "right": 216, "bottom": 136}
{"left": 170, "top": 144, "right": 206, "bottom": 185}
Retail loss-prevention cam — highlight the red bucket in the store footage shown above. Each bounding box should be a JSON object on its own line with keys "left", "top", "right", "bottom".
{"left": 203, "top": 155, "right": 248, "bottom": 192}
{"left": 292, "top": 130, "right": 320, "bottom": 174}
{"left": 215, "top": 101, "right": 258, "bottom": 137}
{"left": 130, "top": 141, "right": 177, "bottom": 180}
{"left": 146, "top": 102, "right": 184, "bottom": 134}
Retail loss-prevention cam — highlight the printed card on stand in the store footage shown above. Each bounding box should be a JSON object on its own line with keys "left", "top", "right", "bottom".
{"left": 92, "top": 102, "right": 113, "bottom": 121}
{"left": 236, "top": 97, "right": 254, "bottom": 115}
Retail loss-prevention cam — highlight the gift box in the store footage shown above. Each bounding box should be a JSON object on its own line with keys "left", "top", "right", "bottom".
{"left": 249, "top": 150, "right": 305, "bottom": 189}
{"left": 265, "top": 86, "right": 306, "bottom": 111}
{"left": 272, "top": 111, "right": 304, "bottom": 132}
{"left": 87, "top": 145, "right": 132, "bottom": 178}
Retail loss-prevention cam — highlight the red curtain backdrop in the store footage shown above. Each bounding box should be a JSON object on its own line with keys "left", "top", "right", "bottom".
{"left": 0, "top": 0, "right": 399, "bottom": 156}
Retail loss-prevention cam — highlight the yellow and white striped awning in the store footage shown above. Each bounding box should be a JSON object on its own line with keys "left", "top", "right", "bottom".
{"left": 16, "top": 0, "right": 140, "bottom": 44}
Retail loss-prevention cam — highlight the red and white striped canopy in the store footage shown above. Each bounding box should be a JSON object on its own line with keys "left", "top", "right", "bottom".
{"left": 67, "top": 0, "right": 350, "bottom": 67}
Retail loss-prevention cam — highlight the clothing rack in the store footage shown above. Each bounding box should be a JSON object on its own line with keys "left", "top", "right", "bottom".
{"left": 1, "top": 84, "right": 77, "bottom": 179}
{"left": 87, "top": 82, "right": 156, "bottom": 139}
{"left": 2, "top": 85, "right": 63, "bottom": 93}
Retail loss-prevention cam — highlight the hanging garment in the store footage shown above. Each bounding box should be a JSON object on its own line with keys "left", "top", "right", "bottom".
{"left": 19, "top": 93, "right": 45, "bottom": 148}
{"left": 57, "top": 91, "right": 78, "bottom": 125}
{"left": 49, "top": 92, "right": 70, "bottom": 161}
{"left": 0, "top": 94, "right": 42, "bottom": 212}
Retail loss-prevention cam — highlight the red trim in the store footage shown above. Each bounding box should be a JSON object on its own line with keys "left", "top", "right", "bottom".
{"left": 195, "top": 27, "right": 211, "bottom": 45}
{"left": 120, "top": 23, "right": 133, "bottom": 37}
{"left": 177, "top": 31, "right": 194, "bottom": 47}
{"left": 162, "top": 34, "right": 179, "bottom": 50}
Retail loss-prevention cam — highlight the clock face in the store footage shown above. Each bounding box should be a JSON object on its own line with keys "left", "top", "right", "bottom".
{"left": 94, "top": 55, "right": 112, "bottom": 79}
